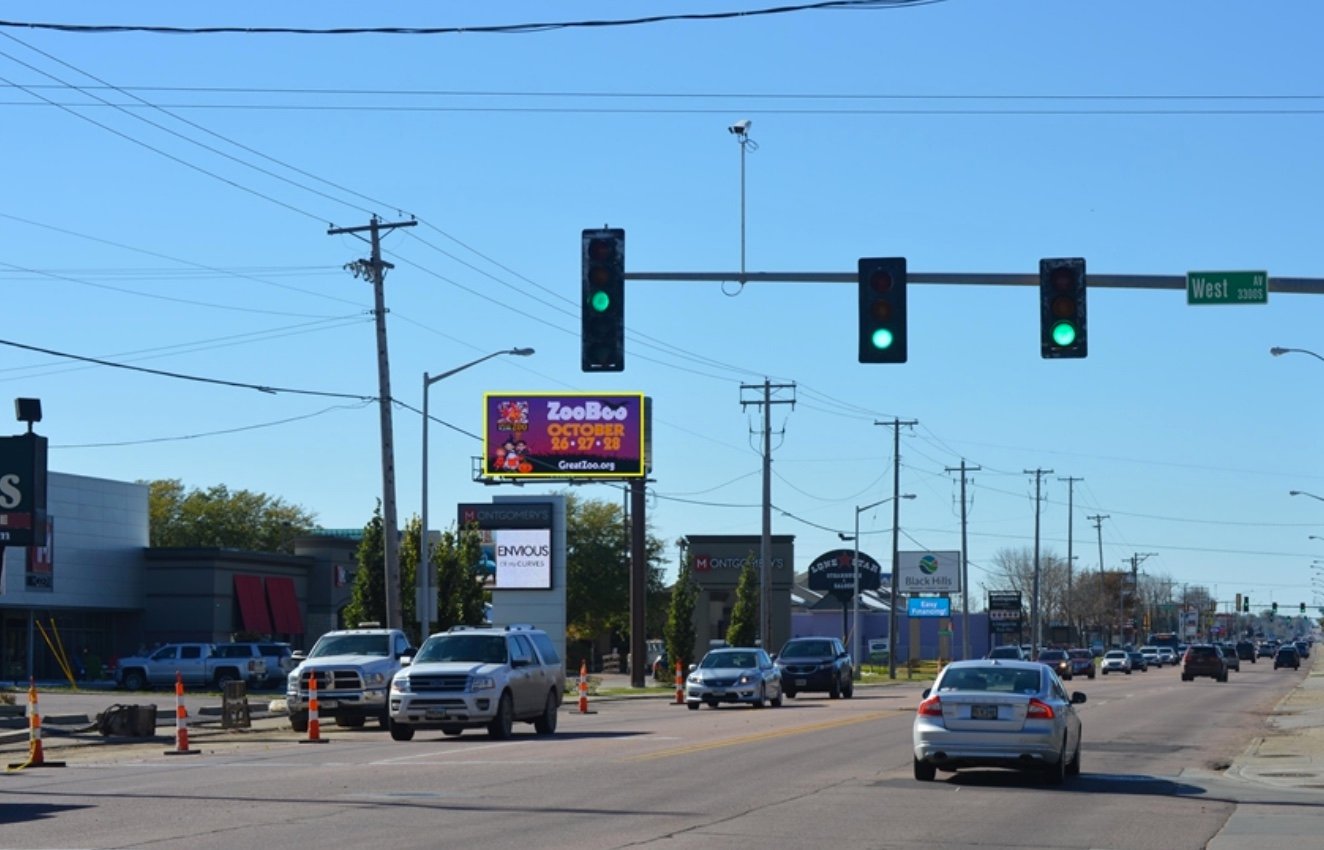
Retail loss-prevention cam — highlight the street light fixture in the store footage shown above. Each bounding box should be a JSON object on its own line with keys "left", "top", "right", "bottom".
{"left": 1290, "top": 490, "right": 1324, "bottom": 503}
{"left": 851, "top": 494, "right": 916, "bottom": 676}
{"left": 419, "top": 347, "right": 534, "bottom": 636}
{"left": 1271, "top": 346, "right": 1324, "bottom": 363}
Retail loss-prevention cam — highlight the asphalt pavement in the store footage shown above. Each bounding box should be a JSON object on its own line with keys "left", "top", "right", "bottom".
{"left": 5, "top": 659, "right": 1324, "bottom": 848}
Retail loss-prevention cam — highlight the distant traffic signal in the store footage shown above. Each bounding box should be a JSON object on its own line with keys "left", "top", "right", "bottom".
{"left": 1272, "top": 601, "right": 1279, "bottom": 614}
{"left": 581, "top": 228, "right": 625, "bottom": 372}
{"left": 1243, "top": 596, "right": 1250, "bottom": 613}
{"left": 1302, "top": 602, "right": 1307, "bottom": 614}
{"left": 1039, "top": 258, "right": 1087, "bottom": 359}
{"left": 858, "top": 257, "right": 907, "bottom": 364}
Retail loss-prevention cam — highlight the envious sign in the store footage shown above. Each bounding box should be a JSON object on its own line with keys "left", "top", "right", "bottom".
{"left": 459, "top": 502, "right": 555, "bottom": 591}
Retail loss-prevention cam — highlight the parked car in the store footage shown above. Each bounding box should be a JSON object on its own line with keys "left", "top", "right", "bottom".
{"left": 214, "top": 642, "right": 295, "bottom": 687}
{"left": 686, "top": 647, "right": 783, "bottom": 709}
{"left": 1181, "top": 644, "right": 1227, "bottom": 682}
{"left": 912, "top": 659, "right": 1085, "bottom": 784}
{"left": 1138, "top": 646, "right": 1162, "bottom": 668}
{"left": 1274, "top": 645, "right": 1301, "bottom": 670}
{"left": 1067, "top": 649, "right": 1096, "bottom": 679}
{"left": 1100, "top": 650, "right": 1131, "bottom": 675}
{"left": 1127, "top": 651, "right": 1149, "bottom": 672}
{"left": 1235, "top": 641, "right": 1258, "bottom": 662}
{"left": 986, "top": 645, "right": 1026, "bottom": 661}
{"left": 773, "top": 636, "right": 854, "bottom": 699}
{"left": 1037, "top": 649, "right": 1073, "bottom": 680}
{"left": 115, "top": 642, "right": 266, "bottom": 691}
{"left": 1218, "top": 644, "right": 1240, "bottom": 672}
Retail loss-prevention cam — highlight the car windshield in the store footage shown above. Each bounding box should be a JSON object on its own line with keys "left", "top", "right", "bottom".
{"left": 779, "top": 640, "right": 834, "bottom": 659}
{"left": 702, "top": 652, "right": 755, "bottom": 669}
{"left": 938, "top": 667, "right": 1041, "bottom": 694}
{"left": 1039, "top": 650, "right": 1067, "bottom": 661}
{"left": 1105, "top": 651, "right": 1125, "bottom": 659}
{"left": 413, "top": 634, "right": 507, "bottom": 664}
{"left": 1069, "top": 649, "right": 1090, "bottom": 659}
{"left": 309, "top": 634, "right": 391, "bottom": 658}
{"left": 988, "top": 646, "right": 1020, "bottom": 658}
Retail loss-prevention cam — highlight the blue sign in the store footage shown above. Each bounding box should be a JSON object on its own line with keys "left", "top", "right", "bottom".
{"left": 907, "top": 597, "right": 951, "bottom": 618}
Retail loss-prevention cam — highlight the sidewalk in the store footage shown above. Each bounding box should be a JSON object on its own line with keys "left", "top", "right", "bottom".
{"left": 1228, "top": 658, "right": 1324, "bottom": 788}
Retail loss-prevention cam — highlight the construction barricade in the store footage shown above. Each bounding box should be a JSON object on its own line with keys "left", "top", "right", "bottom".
{"left": 299, "top": 673, "right": 327, "bottom": 744}
{"left": 163, "top": 671, "right": 198, "bottom": 755}
{"left": 6, "top": 680, "right": 65, "bottom": 770}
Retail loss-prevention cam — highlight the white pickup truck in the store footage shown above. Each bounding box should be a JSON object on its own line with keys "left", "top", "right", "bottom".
{"left": 285, "top": 626, "right": 414, "bottom": 731}
{"left": 115, "top": 643, "right": 267, "bottom": 691}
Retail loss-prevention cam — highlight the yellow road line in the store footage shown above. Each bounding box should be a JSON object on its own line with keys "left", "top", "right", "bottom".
{"left": 630, "top": 709, "right": 898, "bottom": 762}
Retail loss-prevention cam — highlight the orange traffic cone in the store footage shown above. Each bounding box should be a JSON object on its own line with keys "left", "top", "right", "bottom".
{"left": 674, "top": 660, "right": 685, "bottom": 705}
{"left": 7, "top": 679, "right": 65, "bottom": 769}
{"left": 164, "top": 671, "right": 198, "bottom": 755}
{"left": 577, "top": 660, "right": 590, "bottom": 714}
{"left": 300, "top": 672, "right": 327, "bottom": 744}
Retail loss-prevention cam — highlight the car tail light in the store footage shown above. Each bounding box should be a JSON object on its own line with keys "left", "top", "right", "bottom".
{"left": 917, "top": 695, "right": 943, "bottom": 717}
{"left": 1026, "top": 698, "right": 1055, "bottom": 719}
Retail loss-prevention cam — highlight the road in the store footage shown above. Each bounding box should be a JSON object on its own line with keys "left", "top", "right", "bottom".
{"left": 1, "top": 660, "right": 1318, "bottom": 849}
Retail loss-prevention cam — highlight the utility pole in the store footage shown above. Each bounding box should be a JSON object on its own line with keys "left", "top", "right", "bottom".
{"left": 1129, "top": 552, "right": 1158, "bottom": 644}
{"left": 740, "top": 379, "right": 795, "bottom": 651}
{"left": 882, "top": 417, "right": 918, "bottom": 678}
{"left": 1024, "top": 468, "right": 1054, "bottom": 659}
{"left": 1058, "top": 476, "right": 1083, "bottom": 640}
{"left": 328, "top": 215, "right": 416, "bottom": 631}
{"left": 945, "top": 459, "right": 980, "bottom": 660}
{"left": 1087, "top": 513, "right": 1108, "bottom": 645}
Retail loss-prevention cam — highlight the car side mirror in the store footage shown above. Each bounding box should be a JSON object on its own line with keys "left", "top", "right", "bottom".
{"left": 921, "top": 687, "right": 931, "bottom": 698}
{"left": 688, "top": 663, "right": 697, "bottom": 673}
{"left": 292, "top": 650, "right": 306, "bottom": 661}
{"left": 1071, "top": 692, "right": 1087, "bottom": 704}
{"left": 399, "top": 656, "right": 412, "bottom": 667}
{"left": 511, "top": 657, "right": 529, "bottom": 669}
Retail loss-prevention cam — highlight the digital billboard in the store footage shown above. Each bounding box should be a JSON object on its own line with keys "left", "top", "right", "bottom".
{"left": 459, "top": 502, "right": 556, "bottom": 591}
{"left": 483, "top": 393, "right": 646, "bottom": 479}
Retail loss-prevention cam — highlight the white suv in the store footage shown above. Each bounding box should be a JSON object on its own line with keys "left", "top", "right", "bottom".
{"left": 388, "top": 625, "right": 565, "bottom": 741}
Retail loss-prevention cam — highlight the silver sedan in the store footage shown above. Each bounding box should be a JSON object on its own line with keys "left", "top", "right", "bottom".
{"left": 686, "top": 647, "right": 783, "bottom": 709}
{"left": 912, "top": 659, "right": 1085, "bottom": 783}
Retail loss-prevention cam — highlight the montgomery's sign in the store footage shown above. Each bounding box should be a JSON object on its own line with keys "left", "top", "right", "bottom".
{"left": 0, "top": 433, "right": 48, "bottom": 547}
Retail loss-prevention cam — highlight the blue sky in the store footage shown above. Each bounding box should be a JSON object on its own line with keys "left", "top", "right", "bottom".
{"left": 3, "top": 2, "right": 1322, "bottom": 611}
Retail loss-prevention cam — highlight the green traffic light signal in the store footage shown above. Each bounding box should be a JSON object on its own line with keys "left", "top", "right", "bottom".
{"left": 871, "top": 328, "right": 895, "bottom": 350}
{"left": 1039, "top": 258, "right": 1087, "bottom": 359}
{"left": 590, "top": 290, "right": 611, "bottom": 312}
{"left": 1051, "top": 321, "right": 1077, "bottom": 347}
{"left": 858, "top": 257, "right": 907, "bottom": 364}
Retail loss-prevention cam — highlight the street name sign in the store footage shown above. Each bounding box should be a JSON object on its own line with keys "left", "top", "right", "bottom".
{"left": 1186, "top": 271, "right": 1268, "bottom": 305}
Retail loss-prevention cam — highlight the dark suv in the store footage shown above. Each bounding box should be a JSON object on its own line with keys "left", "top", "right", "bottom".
{"left": 1235, "top": 641, "right": 1257, "bottom": 662}
{"left": 1181, "top": 644, "right": 1227, "bottom": 682}
{"left": 774, "top": 637, "right": 854, "bottom": 699}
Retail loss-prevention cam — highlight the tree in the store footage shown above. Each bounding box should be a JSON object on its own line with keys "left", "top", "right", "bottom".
{"left": 665, "top": 544, "right": 698, "bottom": 670}
{"left": 564, "top": 491, "right": 666, "bottom": 646}
{"left": 725, "top": 555, "right": 759, "bottom": 648}
{"left": 145, "top": 478, "right": 317, "bottom": 551}
{"left": 433, "top": 524, "right": 487, "bottom": 632}
{"left": 343, "top": 502, "right": 386, "bottom": 629}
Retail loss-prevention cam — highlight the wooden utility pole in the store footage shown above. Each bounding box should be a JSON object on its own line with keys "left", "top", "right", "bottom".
{"left": 327, "top": 216, "right": 416, "bottom": 631}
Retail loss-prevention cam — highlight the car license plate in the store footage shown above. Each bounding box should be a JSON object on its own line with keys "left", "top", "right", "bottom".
{"left": 318, "top": 699, "right": 338, "bottom": 710}
{"left": 425, "top": 708, "right": 448, "bottom": 720}
{"left": 971, "top": 704, "right": 998, "bottom": 720}
{"left": 795, "top": 678, "right": 808, "bottom": 687}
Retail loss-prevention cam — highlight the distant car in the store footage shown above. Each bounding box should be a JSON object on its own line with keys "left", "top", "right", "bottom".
{"left": 1294, "top": 641, "right": 1311, "bottom": 659}
{"left": 1156, "top": 647, "right": 1178, "bottom": 666}
{"left": 1037, "top": 649, "right": 1073, "bottom": 680}
{"left": 1100, "top": 650, "right": 1131, "bottom": 675}
{"left": 1182, "top": 644, "right": 1227, "bottom": 682}
{"left": 1067, "top": 649, "right": 1096, "bottom": 680}
{"left": 1138, "top": 646, "right": 1162, "bottom": 668}
{"left": 912, "top": 660, "right": 1085, "bottom": 784}
{"left": 774, "top": 636, "right": 854, "bottom": 699}
{"left": 986, "top": 645, "right": 1026, "bottom": 661}
{"left": 1218, "top": 644, "right": 1241, "bottom": 672}
{"left": 1257, "top": 643, "right": 1276, "bottom": 658}
{"left": 1235, "top": 641, "right": 1257, "bottom": 662}
{"left": 1126, "top": 651, "right": 1149, "bottom": 672}
{"left": 686, "top": 647, "right": 783, "bottom": 709}
{"left": 214, "top": 641, "right": 295, "bottom": 687}
{"left": 1274, "top": 645, "right": 1301, "bottom": 670}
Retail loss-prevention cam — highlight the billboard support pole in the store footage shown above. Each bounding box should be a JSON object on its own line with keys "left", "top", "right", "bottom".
{"left": 629, "top": 478, "right": 647, "bottom": 688}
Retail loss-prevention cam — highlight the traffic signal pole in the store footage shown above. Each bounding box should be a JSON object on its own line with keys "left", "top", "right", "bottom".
{"left": 622, "top": 271, "right": 1324, "bottom": 294}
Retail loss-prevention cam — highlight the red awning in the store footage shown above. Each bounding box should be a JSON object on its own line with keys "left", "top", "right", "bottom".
{"left": 234, "top": 574, "right": 273, "bottom": 633}
{"left": 265, "top": 576, "right": 304, "bottom": 635}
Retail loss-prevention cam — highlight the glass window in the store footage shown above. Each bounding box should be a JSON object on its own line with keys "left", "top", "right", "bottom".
{"left": 529, "top": 632, "right": 560, "bottom": 666}
{"left": 510, "top": 635, "right": 534, "bottom": 664}
{"left": 180, "top": 646, "right": 202, "bottom": 660}
{"left": 151, "top": 646, "right": 177, "bottom": 661}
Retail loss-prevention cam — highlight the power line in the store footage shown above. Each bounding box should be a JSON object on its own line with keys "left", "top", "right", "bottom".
{"left": 53, "top": 401, "right": 374, "bottom": 448}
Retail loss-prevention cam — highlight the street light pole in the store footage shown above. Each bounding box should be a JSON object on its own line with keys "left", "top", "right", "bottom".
{"left": 851, "top": 494, "right": 915, "bottom": 673}
{"left": 420, "top": 347, "right": 534, "bottom": 638}
{"left": 1271, "top": 346, "right": 1324, "bottom": 364}
{"left": 1290, "top": 490, "right": 1324, "bottom": 504}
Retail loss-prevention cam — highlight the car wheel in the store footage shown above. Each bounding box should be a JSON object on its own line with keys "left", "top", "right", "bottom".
{"left": 534, "top": 691, "right": 559, "bottom": 735}
{"left": 441, "top": 726, "right": 463, "bottom": 736}
{"left": 487, "top": 692, "right": 514, "bottom": 739}
{"left": 687, "top": 702, "right": 700, "bottom": 711}
{"left": 290, "top": 710, "right": 309, "bottom": 733}
{"left": 122, "top": 670, "right": 147, "bottom": 691}
{"left": 1066, "top": 740, "right": 1081, "bottom": 777}
{"left": 913, "top": 757, "right": 936, "bottom": 782}
{"left": 1125, "top": 669, "right": 1131, "bottom": 675}
{"left": 770, "top": 687, "right": 783, "bottom": 708}
{"left": 1063, "top": 673, "right": 1072, "bottom": 681}
{"left": 753, "top": 684, "right": 766, "bottom": 708}
{"left": 1045, "top": 743, "right": 1068, "bottom": 785}
{"left": 214, "top": 670, "right": 239, "bottom": 689}
{"left": 843, "top": 679, "right": 854, "bottom": 699}
{"left": 1088, "top": 669, "right": 1095, "bottom": 679}
{"left": 784, "top": 688, "right": 797, "bottom": 699}
{"left": 388, "top": 719, "right": 414, "bottom": 742}
{"left": 829, "top": 676, "right": 841, "bottom": 699}
{"left": 1181, "top": 673, "right": 1192, "bottom": 681}
{"left": 1101, "top": 670, "right": 1108, "bottom": 675}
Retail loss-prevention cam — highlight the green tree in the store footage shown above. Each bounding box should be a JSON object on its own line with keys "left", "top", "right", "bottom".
{"left": 664, "top": 545, "right": 698, "bottom": 670}
{"left": 398, "top": 515, "right": 420, "bottom": 643}
{"left": 345, "top": 505, "right": 418, "bottom": 636}
{"left": 145, "top": 478, "right": 317, "bottom": 551}
{"left": 564, "top": 491, "right": 666, "bottom": 646}
{"left": 725, "top": 555, "right": 759, "bottom": 648}
{"left": 433, "top": 524, "right": 488, "bottom": 632}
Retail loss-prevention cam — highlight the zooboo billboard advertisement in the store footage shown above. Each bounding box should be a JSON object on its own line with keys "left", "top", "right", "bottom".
{"left": 482, "top": 392, "right": 646, "bottom": 479}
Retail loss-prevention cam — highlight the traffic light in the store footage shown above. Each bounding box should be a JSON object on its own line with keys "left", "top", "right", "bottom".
{"left": 1302, "top": 602, "right": 1307, "bottom": 614}
{"left": 858, "top": 257, "right": 907, "bottom": 364}
{"left": 1235, "top": 593, "right": 1242, "bottom": 614}
{"left": 1272, "top": 601, "right": 1278, "bottom": 614}
{"left": 1243, "top": 596, "right": 1249, "bottom": 613}
{"left": 581, "top": 228, "right": 625, "bottom": 372}
{"left": 1039, "top": 258, "right": 1087, "bottom": 359}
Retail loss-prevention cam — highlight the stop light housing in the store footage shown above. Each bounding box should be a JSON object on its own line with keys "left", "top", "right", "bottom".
{"left": 1302, "top": 602, "right": 1307, "bottom": 614}
{"left": 858, "top": 257, "right": 907, "bottom": 364}
{"left": 1039, "top": 258, "right": 1087, "bottom": 359}
{"left": 1243, "top": 596, "right": 1249, "bottom": 613}
{"left": 581, "top": 228, "right": 625, "bottom": 372}
{"left": 1272, "top": 601, "right": 1278, "bottom": 614}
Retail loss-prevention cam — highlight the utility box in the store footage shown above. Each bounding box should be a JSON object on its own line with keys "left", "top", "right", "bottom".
{"left": 221, "top": 681, "right": 250, "bottom": 729}
{"left": 97, "top": 704, "right": 158, "bottom": 737}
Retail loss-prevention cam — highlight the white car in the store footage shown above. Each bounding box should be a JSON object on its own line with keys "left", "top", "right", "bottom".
{"left": 686, "top": 647, "right": 783, "bottom": 709}
{"left": 912, "top": 659, "right": 1086, "bottom": 784}
{"left": 1100, "top": 650, "right": 1132, "bottom": 675}
{"left": 1139, "top": 645, "right": 1162, "bottom": 668}
{"left": 1156, "top": 647, "right": 1178, "bottom": 666}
